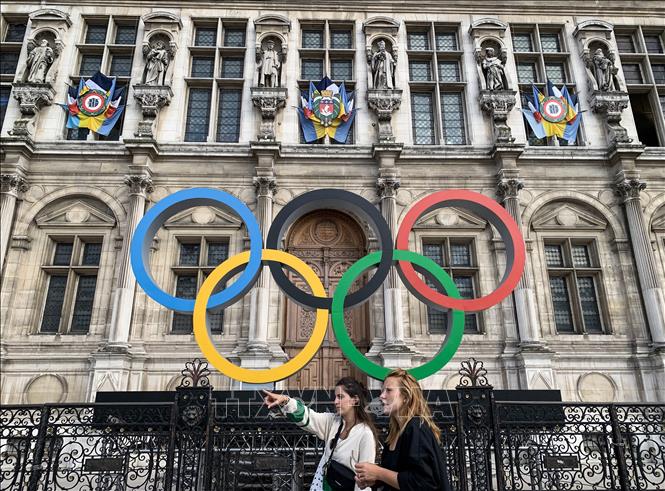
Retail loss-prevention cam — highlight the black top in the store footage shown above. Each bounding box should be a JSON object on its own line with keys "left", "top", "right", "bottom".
{"left": 379, "top": 417, "right": 452, "bottom": 491}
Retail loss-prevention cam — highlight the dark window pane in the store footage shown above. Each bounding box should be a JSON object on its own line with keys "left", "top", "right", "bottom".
{"left": 331, "top": 59, "right": 352, "bottom": 80}
{"left": 423, "top": 243, "right": 444, "bottom": 266}
{"left": 616, "top": 34, "right": 635, "bottom": 53}
{"left": 436, "top": 32, "right": 457, "bottom": 51}
{"left": 629, "top": 92, "right": 660, "bottom": 146}
{"left": 114, "top": 24, "right": 136, "bottom": 45}
{"left": 70, "top": 276, "right": 97, "bottom": 332}
{"left": 451, "top": 243, "right": 471, "bottom": 266}
{"left": 82, "top": 243, "right": 102, "bottom": 266}
{"left": 572, "top": 245, "right": 591, "bottom": 268}
{"left": 517, "top": 62, "right": 537, "bottom": 83}
{"left": 438, "top": 61, "right": 460, "bottom": 82}
{"left": 623, "top": 63, "right": 643, "bottom": 84}
{"left": 546, "top": 63, "right": 566, "bottom": 84}
{"left": 0, "top": 52, "right": 19, "bottom": 75}
{"left": 179, "top": 243, "right": 201, "bottom": 266}
{"left": 408, "top": 32, "right": 429, "bottom": 51}
{"left": 0, "top": 85, "right": 10, "bottom": 128}
{"left": 660, "top": 94, "right": 665, "bottom": 114}
{"left": 172, "top": 276, "right": 196, "bottom": 333}
{"left": 110, "top": 55, "right": 132, "bottom": 77}
{"left": 331, "top": 30, "right": 352, "bottom": 49}
{"left": 86, "top": 24, "right": 107, "bottom": 44}
{"left": 302, "top": 30, "right": 323, "bottom": 49}
{"left": 53, "top": 242, "right": 73, "bottom": 266}
{"left": 578, "top": 277, "right": 602, "bottom": 333}
{"left": 224, "top": 28, "right": 245, "bottom": 47}
{"left": 67, "top": 127, "right": 89, "bottom": 140}
{"left": 216, "top": 88, "right": 242, "bottom": 143}
{"left": 5, "top": 23, "right": 27, "bottom": 43}
{"left": 441, "top": 92, "right": 466, "bottom": 145}
{"left": 302, "top": 59, "right": 323, "bottom": 80}
{"left": 550, "top": 276, "right": 574, "bottom": 332}
{"left": 80, "top": 54, "right": 102, "bottom": 77}
{"left": 540, "top": 33, "right": 561, "bottom": 52}
{"left": 221, "top": 57, "right": 243, "bottom": 78}
{"left": 40, "top": 276, "right": 68, "bottom": 333}
{"left": 427, "top": 305, "right": 447, "bottom": 334}
{"left": 191, "top": 56, "right": 214, "bottom": 77}
{"left": 454, "top": 276, "right": 478, "bottom": 331}
{"left": 409, "top": 60, "right": 432, "bottom": 81}
{"left": 545, "top": 244, "right": 564, "bottom": 267}
{"left": 513, "top": 33, "right": 533, "bottom": 52}
{"left": 207, "top": 242, "right": 229, "bottom": 266}
{"left": 185, "top": 88, "right": 211, "bottom": 142}
{"left": 411, "top": 93, "right": 435, "bottom": 145}
{"left": 195, "top": 27, "right": 217, "bottom": 47}
{"left": 644, "top": 35, "right": 663, "bottom": 54}
{"left": 208, "top": 309, "right": 224, "bottom": 333}
{"left": 652, "top": 64, "right": 665, "bottom": 84}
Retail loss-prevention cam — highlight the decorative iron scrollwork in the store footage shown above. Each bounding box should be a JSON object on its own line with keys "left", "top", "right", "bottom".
{"left": 178, "top": 358, "right": 211, "bottom": 388}
{"left": 458, "top": 357, "right": 490, "bottom": 387}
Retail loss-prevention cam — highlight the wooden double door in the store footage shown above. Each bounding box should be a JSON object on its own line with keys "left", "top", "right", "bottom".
{"left": 283, "top": 211, "right": 369, "bottom": 390}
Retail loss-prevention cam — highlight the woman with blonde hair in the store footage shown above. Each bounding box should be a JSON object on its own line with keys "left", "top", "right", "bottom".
{"left": 354, "top": 368, "right": 451, "bottom": 491}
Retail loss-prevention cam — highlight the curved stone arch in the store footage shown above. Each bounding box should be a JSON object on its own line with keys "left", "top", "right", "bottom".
{"left": 29, "top": 8, "right": 72, "bottom": 26}
{"left": 644, "top": 192, "right": 665, "bottom": 232}
{"left": 14, "top": 186, "right": 128, "bottom": 237}
{"left": 142, "top": 11, "right": 182, "bottom": 27}
{"left": 471, "top": 18, "right": 509, "bottom": 31}
{"left": 522, "top": 190, "right": 626, "bottom": 241}
{"left": 363, "top": 16, "right": 401, "bottom": 30}
{"left": 576, "top": 371, "right": 618, "bottom": 403}
{"left": 144, "top": 28, "right": 177, "bottom": 45}
{"left": 256, "top": 31, "right": 287, "bottom": 48}
{"left": 23, "top": 373, "right": 68, "bottom": 404}
{"left": 255, "top": 13, "right": 291, "bottom": 27}
{"left": 365, "top": 33, "right": 398, "bottom": 49}
{"left": 574, "top": 19, "right": 614, "bottom": 35}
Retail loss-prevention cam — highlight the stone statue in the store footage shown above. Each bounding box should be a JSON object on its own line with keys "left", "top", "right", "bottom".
{"left": 257, "top": 40, "right": 281, "bottom": 88}
{"left": 482, "top": 47, "right": 505, "bottom": 91}
{"left": 142, "top": 40, "right": 171, "bottom": 85}
{"left": 24, "top": 39, "right": 54, "bottom": 83}
{"left": 591, "top": 48, "right": 617, "bottom": 92}
{"left": 370, "top": 40, "right": 396, "bottom": 89}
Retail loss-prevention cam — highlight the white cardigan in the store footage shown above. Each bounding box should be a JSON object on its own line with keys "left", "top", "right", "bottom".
{"left": 281, "top": 397, "right": 377, "bottom": 491}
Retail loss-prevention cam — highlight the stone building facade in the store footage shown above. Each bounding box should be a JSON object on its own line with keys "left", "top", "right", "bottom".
{"left": 1, "top": 1, "right": 664, "bottom": 404}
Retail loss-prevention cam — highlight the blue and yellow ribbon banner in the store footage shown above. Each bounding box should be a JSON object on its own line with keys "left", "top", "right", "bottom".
{"left": 298, "top": 76, "right": 356, "bottom": 143}
{"left": 522, "top": 80, "right": 582, "bottom": 144}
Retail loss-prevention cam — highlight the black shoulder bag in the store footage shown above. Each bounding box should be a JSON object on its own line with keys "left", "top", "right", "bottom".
{"left": 324, "top": 421, "right": 356, "bottom": 491}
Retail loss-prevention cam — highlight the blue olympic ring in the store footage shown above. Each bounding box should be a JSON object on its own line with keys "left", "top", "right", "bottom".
{"left": 130, "top": 188, "right": 263, "bottom": 312}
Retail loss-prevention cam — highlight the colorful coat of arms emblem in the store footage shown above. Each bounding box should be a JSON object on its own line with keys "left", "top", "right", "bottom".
{"left": 522, "top": 80, "right": 582, "bottom": 144}
{"left": 298, "top": 77, "right": 356, "bottom": 143}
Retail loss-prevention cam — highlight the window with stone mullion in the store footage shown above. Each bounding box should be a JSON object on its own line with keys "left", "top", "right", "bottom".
{"left": 440, "top": 92, "right": 466, "bottom": 144}
{"left": 185, "top": 88, "right": 212, "bottom": 142}
{"left": 411, "top": 92, "right": 435, "bottom": 145}
{"left": 216, "top": 88, "right": 242, "bottom": 143}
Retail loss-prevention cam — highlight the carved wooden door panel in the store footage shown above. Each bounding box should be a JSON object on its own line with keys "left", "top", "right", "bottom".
{"left": 283, "top": 211, "right": 369, "bottom": 390}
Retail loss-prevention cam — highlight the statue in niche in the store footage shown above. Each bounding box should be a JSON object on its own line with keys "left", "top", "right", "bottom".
{"left": 257, "top": 39, "right": 281, "bottom": 88}
{"left": 590, "top": 47, "right": 618, "bottom": 92}
{"left": 370, "top": 39, "right": 396, "bottom": 89}
{"left": 481, "top": 47, "right": 506, "bottom": 91}
{"left": 142, "top": 39, "right": 171, "bottom": 85}
{"left": 24, "top": 39, "right": 54, "bottom": 83}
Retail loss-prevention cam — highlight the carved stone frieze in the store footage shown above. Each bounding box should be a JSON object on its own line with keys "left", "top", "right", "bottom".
{"left": 589, "top": 90, "right": 631, "bottom": 144}
{"left": 367, "top": 89, "right": 402, "bottom": 143}
{"left": 132, "top": 84, "right": 174, "bottom": 138}
{"left": 250, "top": 87, "right": 287, "bottom": 142}
{"left": 479, "top": 89, "right": 517, "bottom": 144}
{"left": 9, "top": 82, "right": 56, "bottom": 137}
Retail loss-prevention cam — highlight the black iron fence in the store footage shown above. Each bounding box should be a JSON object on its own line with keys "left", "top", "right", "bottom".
{"left": 1, "top": 359, "right": 663, "bottom": 490}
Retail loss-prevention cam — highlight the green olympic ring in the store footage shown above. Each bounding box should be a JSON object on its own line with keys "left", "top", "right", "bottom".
{"left": 332, "top": 249, "right": 464, "bottom": 381}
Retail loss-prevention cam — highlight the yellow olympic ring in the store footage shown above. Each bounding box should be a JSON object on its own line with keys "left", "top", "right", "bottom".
{"left": 193, "top": 249, "right": 328, "bottom": 383}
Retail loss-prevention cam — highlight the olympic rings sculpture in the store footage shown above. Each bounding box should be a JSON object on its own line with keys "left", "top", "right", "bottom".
{"left": 130, "top": 188, "right": 525, "bottom": 383}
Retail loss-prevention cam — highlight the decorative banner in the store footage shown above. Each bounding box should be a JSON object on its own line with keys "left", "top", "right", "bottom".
{"left": 63, "top": 71, "right": 126, "bottom": 136}
{"left": 522, "top": 80, "right": 582, "bottom": 144}
{"left": 298, "top": 76, "right": 356, "bottom": 143}
{"left": 131, "top": 188, "right": 526, "bottom": 382}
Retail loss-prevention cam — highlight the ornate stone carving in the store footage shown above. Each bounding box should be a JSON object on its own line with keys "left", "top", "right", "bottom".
{"left": 142, "top": 39, "right": 174, "bottom": 85}
{"left": 480, "top": 47, "right": 508, "bottom": 91}
{"left": 254, "top": 15, "right": 291, "bottom": 89}
{"left": 368, "top": 39, "right": 397, "bottom": 90}
{"left": 584, "top": 48, "right": 620, "bottom": 92}
{"left": 367, "top": 89, "right": 402, "bottom": 143}
{"left": 256, "top": 39, "right": 283, "bottom": 88}
{"left": 376, "top": 176, "right": 401, "bottom": 199}
{"left": 21, "top": 9, "right": 70, "bottom": 85}
{"left": 1, "top": 174, "right": 29, "bottom": 196}
{"left": 140, "top": 12, "right": 181, "bottom": 87}
{"left": 589, "top": 90, "right": 631, "bottom": 144}
{"left": 123, "top": 175, "right": 154, "bottom": 197}
{"left": 250, "top": 87, "right": 287, "bottom": 142}
{"left": 479, "top": 90, "right": 517, "bottom": 143}
{"left": 615, "top": 178, "right": 646, "bottom": 202}
{"left": 132, "top": 84, "right": 173, "bottom": 138}
{"left": 496, "top": 177, "right": 524, "bottom": 200}
{"left": 23, "top": 40, "right": 54, "bottom": 83}
{"left": 470, "top": 19, "right": 512, "bottom": 92}
{"left": 253, "top": 176, "right": 277, "bottom": 197}
{"left": 11, "top": 83, "right": 56, "bottom": 117}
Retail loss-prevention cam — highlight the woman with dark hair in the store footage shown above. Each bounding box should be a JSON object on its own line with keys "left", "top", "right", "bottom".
{"left": 263, "top": 377, "right": 378, "bottom": 491}
{"left": 354, "top": 369, "right": 452, "bottom": 491}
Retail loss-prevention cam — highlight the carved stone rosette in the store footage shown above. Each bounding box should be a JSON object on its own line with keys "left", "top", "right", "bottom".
{"left": 9, "top": 82, "right": 56, "bottom": 137}
{"left": 132, "top": 84, "right": 174, "bottom": 138}
{"left": 479, "top": 89, "right": 516, "bottom": 144}
{"left": 589, "top": 90, "right": 631, "bottom": 144}
{"left": 367, "top": 89, "right": 402, "bottom": 143}
{"left": 250, "top": 86, "right": 287, "bottom": 142}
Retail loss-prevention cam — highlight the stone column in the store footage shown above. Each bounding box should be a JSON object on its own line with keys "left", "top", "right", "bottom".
{"left": 247, "top": 175, "right": 276, "bottom": 353}
{"left": 496, "top": 172, "right": 540, "bottom": 345}
{"left": 106, "top": 174, "right": 153, "bottom": 351}
{"left": 615, "top": 175, "right": 665, "bottom": 346}
{"left": 0, "top": 173, "right": 28, "bottom": 272}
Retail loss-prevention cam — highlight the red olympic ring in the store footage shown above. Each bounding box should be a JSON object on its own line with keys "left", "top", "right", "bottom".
{"left": 395, "top": 189, "right": 526, "bottom": 312}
